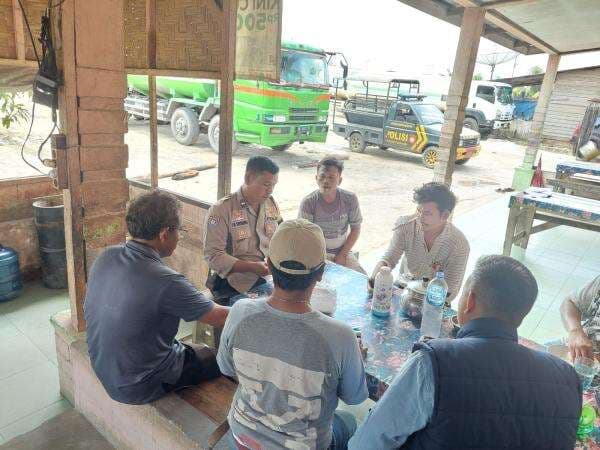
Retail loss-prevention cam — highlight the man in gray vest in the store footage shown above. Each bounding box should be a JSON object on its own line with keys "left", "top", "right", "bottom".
{"left": 350, "top": 255, "right": 581, "bottom": 450}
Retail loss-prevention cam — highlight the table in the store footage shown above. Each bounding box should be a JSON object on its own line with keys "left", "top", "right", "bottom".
{"left": 552, "top": 161, "right": 600, "bottom": 201}
{"left": 503, "top": 191, "right": 600, "bottom": 256}
{"left": 232, "top": 263, "right": 540, "bottom": 400}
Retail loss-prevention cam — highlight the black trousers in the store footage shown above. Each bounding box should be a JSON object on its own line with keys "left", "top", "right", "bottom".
{"left": 163, "top": 342, "right": 221, "bottom": 392}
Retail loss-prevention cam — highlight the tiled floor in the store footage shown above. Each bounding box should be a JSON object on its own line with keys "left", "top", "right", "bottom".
{"left": 1, "top": 194, "right": 599, "bottom": 443}
{"left": 0, "top": 282, "right": 71, "bottom": 445}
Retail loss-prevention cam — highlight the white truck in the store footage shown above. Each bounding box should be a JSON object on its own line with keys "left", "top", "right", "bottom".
{"left": 435, "top": 79, "right": 515, "bottom": 139}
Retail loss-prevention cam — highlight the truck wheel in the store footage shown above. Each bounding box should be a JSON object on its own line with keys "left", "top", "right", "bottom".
{"left": 208, "top": 114, "right": 239, "bottom": 155}
{"left": 171, "top": 107, "right": 200, "bottom": 146}
{"left": 463, "top": 117, "right": 479, "bottom": 133}
{"left": 349, "top": 132, "right": 366, "bottom": 153}
{"left": 271, "top": 143, "right": 293, "bottom": 152}
{"left": 422, "top": 146, "right": 438, "bottom": 169}
{"left": 455, "top": 158, "right": 470, "bottom": 166}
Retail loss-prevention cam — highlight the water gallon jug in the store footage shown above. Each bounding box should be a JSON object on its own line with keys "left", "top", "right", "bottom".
{"left": 0, "top": 244, "right": 23, "bottom": 302}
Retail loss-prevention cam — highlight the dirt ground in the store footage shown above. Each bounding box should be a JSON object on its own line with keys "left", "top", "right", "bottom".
{"left": 1, "top": 100, "right": 574, "bottom": 259}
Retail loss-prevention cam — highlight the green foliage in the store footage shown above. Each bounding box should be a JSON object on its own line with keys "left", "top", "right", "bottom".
{"left": 473, "top": 73, "right": 484, "bottom": 81}
{"left": 530, "top": 65, "right": 544, "bottom": 75}
{"left": 0, "top": 93, "right": 29, "bottom": 129}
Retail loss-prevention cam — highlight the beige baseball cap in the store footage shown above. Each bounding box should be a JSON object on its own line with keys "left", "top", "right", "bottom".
{"left": 268, "top": 219, "right": 326, "bottom": 275}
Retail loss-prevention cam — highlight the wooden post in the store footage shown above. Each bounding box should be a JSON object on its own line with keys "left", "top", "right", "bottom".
{"left": 433, "top": 7, "right": 485, "bottom": 186}
{"left": 57, "top": 0, "right": 87, "bottom": 332}
{"left": 12, "top": 0, "right": 26, "bottom": 61}
{"left": 217, "top": 0, "right": 237, "bottom": 200}
{"left": 146, "top": 0, "right": 158, "bottom": 188}
{"left": 149, "top": 75, "right": 159, "bottom": 188}
{"left": 511, "top": 54, "right": 561, "bottom": 190}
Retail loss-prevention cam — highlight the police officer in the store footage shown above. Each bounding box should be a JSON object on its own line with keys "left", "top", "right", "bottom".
{"left": 204, "top": 156, "right": 282, "bottom": 302}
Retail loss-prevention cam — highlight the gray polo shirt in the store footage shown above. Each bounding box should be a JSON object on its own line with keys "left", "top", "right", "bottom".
{"left": 84, "top": 240, "right": 214, "bottom": 405}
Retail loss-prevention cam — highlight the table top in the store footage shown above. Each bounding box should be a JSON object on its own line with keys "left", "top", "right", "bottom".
{"left": 232, "top": 263, "right": 541, "bottom": 399}
{"left": 556, "top": 161, "right": 600, "bottom": 178}
{"left": 509, "top": 191, "right": 600, "bottom": 223}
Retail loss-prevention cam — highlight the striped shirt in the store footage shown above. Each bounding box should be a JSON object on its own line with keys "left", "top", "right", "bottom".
{"left": 381, "top": 214, "right": 470, "bottom": 301}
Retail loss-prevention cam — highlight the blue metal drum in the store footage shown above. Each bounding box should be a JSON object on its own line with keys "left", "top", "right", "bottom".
{"left": 0, "top": 245, "right": 23, "bottom": 302}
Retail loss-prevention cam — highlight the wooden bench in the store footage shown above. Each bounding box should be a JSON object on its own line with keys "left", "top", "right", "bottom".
{"left": 503, "top": 191, "right": 600, "bottom": 256}
{"left": 177, "top": 377, "right": 237, "bottom": 449}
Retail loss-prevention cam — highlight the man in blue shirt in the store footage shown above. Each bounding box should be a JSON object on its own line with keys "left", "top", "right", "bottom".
{"left": 84, "top": 191, "right": 229, "bottom": 405}
{"left": 350, "top": 255, "right": 581, "bottom": 450}
{"left": 218, "top": 219, "right": 368, "bottom": 450}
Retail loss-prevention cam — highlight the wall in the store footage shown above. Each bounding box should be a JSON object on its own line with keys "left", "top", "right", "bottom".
{"left": 542, "top": 67, "right": 600, "bottom": 142}
{"left": 129, "top": 181, "right": 211, "bottom": 290}
{"left": 0, "top": 176, "right": 58, "bottom": 279}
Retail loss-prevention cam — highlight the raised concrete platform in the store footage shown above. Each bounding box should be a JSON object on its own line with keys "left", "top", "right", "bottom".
{"left": 51, "top": 311, "right": 235, "bottom": 450}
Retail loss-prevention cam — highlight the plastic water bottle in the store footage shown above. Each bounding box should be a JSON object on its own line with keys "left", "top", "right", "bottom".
{"left": 420, "top": 271, "right": 448, "bottom": 338}
{"left": 372, "top": 267, "right": 394, "bottom": 318}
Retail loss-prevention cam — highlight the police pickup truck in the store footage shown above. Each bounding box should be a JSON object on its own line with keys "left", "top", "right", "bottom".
{"left": 332, "top": 79, "right": 481, "bottom": 169}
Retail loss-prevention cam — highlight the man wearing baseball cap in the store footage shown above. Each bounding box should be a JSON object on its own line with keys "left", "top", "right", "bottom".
{"left": 217, "top": 219, "right": 368, "bottom": 450}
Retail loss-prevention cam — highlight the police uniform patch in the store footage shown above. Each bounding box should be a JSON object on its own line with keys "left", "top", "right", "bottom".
{"left": 232, "top": 219, "right": 249, "bottom": 228}
{"left": 208, "top": 216, "right": 220, "bottom": 227}
{"left": 232, "top": 210, "right": 246, "bottom": 222}
{"left": 236, "top": 228, "right": 249, "bottom": 240}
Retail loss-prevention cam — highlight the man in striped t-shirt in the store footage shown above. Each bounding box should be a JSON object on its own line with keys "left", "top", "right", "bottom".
{"left": 370, "top": 182, "right": 469, "bottom": 302}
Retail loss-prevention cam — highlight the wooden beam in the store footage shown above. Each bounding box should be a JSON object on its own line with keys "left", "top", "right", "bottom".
{"left": 433, "top": 7, "right": 485, "bottom": 186}
{"left": 57, "top": 0, "right": 87, "bottom": 332}
{"left": 482, "top": 0, "right": 539, "bottom": 9}
{"left": 217, "top": 0, "right": 237, "bottom": 200}
{"left": 11, "top": 0, "right": 26, "bottom": 61}
{"left": 145, "top": 0, "right": 157, "bottom": 69}
{"left": 149, "top": 75, "right": 158, "bottom": 188}
{"left": 125, "top": 68, "right": 221, "bottom": 79}
{"left": 0, "top": 58, "right": 37, "bottom": 67}
{"left": 453, "top": 0, "right": 558, "bottom": 54}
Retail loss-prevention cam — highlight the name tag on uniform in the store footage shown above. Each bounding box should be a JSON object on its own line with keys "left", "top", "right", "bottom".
{"left": 232, "top": 219, "right": 249, "bottom": 228}
{"left": 235, "top": 228, "right": 250, "bottom": 240}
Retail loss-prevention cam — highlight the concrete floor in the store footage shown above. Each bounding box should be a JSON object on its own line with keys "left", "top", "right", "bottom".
{"left": 0, "top": 197, "right": 598, "bottom": 444}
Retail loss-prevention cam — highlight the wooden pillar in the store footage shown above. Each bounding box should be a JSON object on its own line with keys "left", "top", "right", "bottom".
{"left": 433, "top": 7, "right": 485, "bottom": 186}
{"left": 11, "top": 0, "right": 26, "bottom": 61}
{"left": 56, "top": 0, "right": 128, "bottom": 331}
{"left": 146, "top": 0, "right": 158, "bottom": 188}
{"left": 217, "top": 0, "right": 237, "bottom": 200}
{"left": 511, "top": 54, "right": 560, "bottom": 190}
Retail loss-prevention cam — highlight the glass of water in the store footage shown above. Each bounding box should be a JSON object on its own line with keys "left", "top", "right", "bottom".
{"left": 574, "top": 356, "right": 599, "bottom": 391}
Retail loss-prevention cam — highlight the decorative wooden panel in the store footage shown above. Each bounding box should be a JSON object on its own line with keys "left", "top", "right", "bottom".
{"left": 123, "top": 0, "right": 146, "bottom": 69}
{"left": 21, "top": 0, "right": 45, "bottom": 61}
{"left": 155, "top": 0, "right": 222, "bottom": 72}
{"left": 0, "top": 0, "right": 16, "bottom": 59}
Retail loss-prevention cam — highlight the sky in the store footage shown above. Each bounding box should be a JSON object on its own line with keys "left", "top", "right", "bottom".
{"left": 282, "top": 0, "right": 600, "bottom": 80}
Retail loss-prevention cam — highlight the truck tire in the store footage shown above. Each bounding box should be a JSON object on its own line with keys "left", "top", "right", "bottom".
{"left": 422, "top": 145, "right": 438, "bottom": 169}
{"left": 171, "top": 107, "right": 200, "bottom": 146}
{"left": 208, "top": 114, "right": 239, "bottom": 155}
{"left": 463, "top": 117, "right": 479, "bottom": 133}
{"left": 349, "top": 132, "right": 366, "bottom": 153}
{"left": 271, "top": 143, "right": 293, "bottom": 152}
{"left": 455, "top": 158, "right": 470, "bottom": 166}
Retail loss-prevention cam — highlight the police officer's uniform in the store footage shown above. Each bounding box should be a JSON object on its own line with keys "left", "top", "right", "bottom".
{"left": 203, "top": 187, "right": 281, "bottom": 302}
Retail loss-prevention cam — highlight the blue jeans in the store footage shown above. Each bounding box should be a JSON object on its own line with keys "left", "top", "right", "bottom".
{"left": 226, "top": 411, "right": 358, "bottom": 450}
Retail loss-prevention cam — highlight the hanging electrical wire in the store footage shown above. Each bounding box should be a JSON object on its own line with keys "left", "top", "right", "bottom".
{"left": 19, "top": 102, "right": 45, "bottom": 175}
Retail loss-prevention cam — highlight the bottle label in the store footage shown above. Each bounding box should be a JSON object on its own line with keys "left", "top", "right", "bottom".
{"left": 426, "top": 285, "right": 446, "bottom": 307}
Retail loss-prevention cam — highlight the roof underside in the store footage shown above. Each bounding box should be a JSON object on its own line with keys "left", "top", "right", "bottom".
{"left": 398, "top": 0, "right": 600, "bottom": 55}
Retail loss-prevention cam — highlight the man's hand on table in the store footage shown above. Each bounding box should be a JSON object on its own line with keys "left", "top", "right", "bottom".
{"left": 334, "top": 251, "right": 348, "bottom": 267}
{"left": 568, "top": 328, "right": 594, "bottom": 360}
{"left": 251, "top": 261, "right": 270, "bottom": 277}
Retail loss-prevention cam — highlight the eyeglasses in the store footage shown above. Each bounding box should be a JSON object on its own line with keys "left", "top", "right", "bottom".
{"left": 168, "top": 226, "right": 188, "bottom": 235}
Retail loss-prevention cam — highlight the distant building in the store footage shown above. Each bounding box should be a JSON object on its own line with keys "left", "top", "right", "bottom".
{"left": 499, "top": 66, "right": 600, "bottom": 145}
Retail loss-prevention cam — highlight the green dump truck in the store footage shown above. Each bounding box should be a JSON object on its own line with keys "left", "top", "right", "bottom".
{"left": 125, "top": 42, "right": 346, "bottom": 154}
